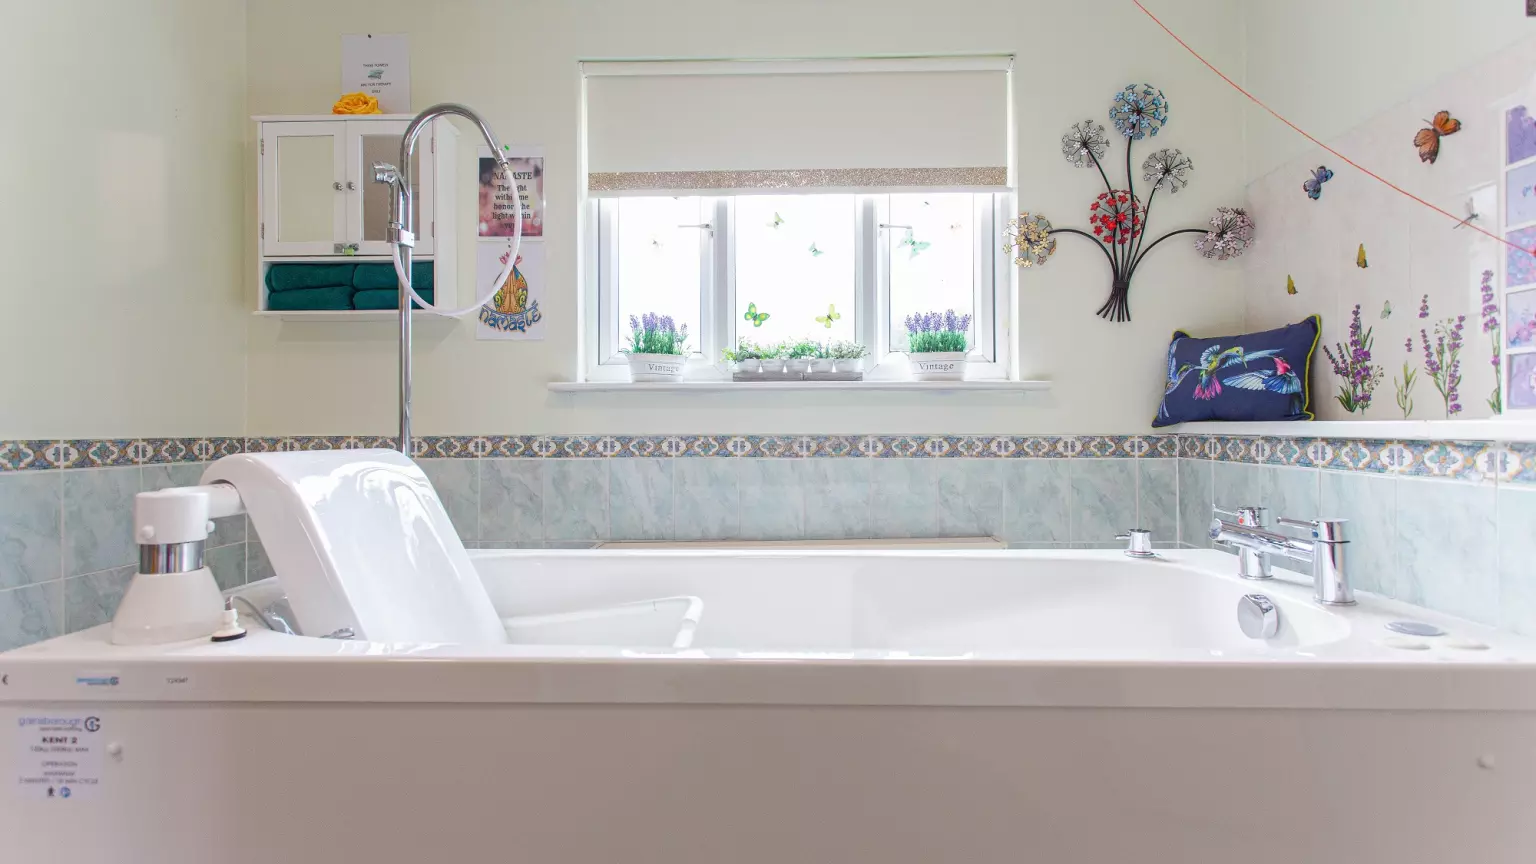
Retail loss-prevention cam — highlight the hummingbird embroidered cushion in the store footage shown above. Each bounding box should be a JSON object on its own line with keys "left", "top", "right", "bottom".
{"left": 1152, "top": 315, "right": 1321, "bottom": 427}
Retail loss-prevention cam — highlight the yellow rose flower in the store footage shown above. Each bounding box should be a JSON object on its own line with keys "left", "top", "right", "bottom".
{"left": 332, "top": 92, "right": 382, "bottom": 115}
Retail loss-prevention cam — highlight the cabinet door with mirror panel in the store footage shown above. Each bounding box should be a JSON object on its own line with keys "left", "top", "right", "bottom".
{"left": 258, "top": 116, "right": 439, "bottom": 259}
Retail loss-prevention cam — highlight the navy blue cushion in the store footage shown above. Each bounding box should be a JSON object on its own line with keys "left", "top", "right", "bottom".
{"left": 1152, "top": 316, "right": 1320, "bottom": 427}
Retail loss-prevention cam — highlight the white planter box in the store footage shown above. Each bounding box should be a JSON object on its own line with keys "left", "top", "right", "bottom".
{"left": 786, "top": 358, "right": 812, "bottom": 374}
{"left": 833, "top": 358, "right": 863, "bottom": 373}
{"left": 734, "top": 359, "right": 761, "bottom": 373}
{"left": 627, "top": 353, "right": 687, "bottom": 382}
{"left": 908, "top": 351, "right": 968, "bottom": 381}
{"left": 759, "top": 358, "right": 785, "bottom": 374}
{"left": 810, "top": 358, "right": 835, "bottom": 373}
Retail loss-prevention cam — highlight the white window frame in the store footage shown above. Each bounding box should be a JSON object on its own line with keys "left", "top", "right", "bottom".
{"left": 583, "top": 192, "right": 1015, "bottom": 383}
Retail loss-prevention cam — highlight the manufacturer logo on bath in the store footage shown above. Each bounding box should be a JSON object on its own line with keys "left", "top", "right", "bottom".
{"left": 84, "top": 717, "right": 101, "bottom": 733}
{"left": 74, "top": 675, "right": 119, "bottom": 687}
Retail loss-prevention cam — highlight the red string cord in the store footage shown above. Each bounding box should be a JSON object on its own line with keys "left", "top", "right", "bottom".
{"left": 1133, "top": 0, "right": 1536, "bottom": 260}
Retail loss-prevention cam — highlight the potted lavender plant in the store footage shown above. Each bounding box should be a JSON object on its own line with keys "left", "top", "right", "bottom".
{"left": 624, "top": 313, "right": 690, "bottom": 382}
{"left": 904, "top": 310, "right": 971, "bottom": 381}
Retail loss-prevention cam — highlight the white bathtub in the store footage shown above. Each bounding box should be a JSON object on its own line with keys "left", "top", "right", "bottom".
{"left": 3, "top": 548, "right": 1534, "bottom": 863}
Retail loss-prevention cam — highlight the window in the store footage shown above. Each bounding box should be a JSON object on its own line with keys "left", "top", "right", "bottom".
{"left": 581, "top": 55, "right": 1014, "bottom": 380}
{"left": 589, "top": 191, "right": 1010, "bottom": 378}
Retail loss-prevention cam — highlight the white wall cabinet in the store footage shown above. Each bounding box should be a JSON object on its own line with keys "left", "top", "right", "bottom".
{"left": 254, "top": 114, "right": 459, "bottom": 315}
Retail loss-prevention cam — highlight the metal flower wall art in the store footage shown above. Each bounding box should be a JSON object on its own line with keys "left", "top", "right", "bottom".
{"left": 1007, "top": 83, "right": 1256, "bottom": 322}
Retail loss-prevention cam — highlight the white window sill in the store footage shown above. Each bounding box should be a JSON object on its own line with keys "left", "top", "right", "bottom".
{"left": 547, "top": 379, "right": 1050, "bottom": 394}
{"left": 1175, "top": 419, "right": 1536, "bottom": 443}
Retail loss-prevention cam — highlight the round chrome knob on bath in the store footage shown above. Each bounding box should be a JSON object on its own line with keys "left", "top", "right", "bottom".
{"left": 1115, "top": 528, "right": 1156, "bottom": 559}
{"left": 1237, "top": 593, "right": 1280, "bottom": 639}
{"left": 333, "top": 181, "right": 343, "bottom": 191}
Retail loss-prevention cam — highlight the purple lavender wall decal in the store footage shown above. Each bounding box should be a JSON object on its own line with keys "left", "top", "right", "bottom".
{"left": 1481, "top": 269, "right": 1502, "bottom": 414}
{"left": 1420, "top": 314, "right": 1466, "bottom": 417}
{"left": 1394, "top": 334, "right": 1417, "bottom": 419}
{"left": 1321, "top": 304, "right": 1383, "bottom": 414}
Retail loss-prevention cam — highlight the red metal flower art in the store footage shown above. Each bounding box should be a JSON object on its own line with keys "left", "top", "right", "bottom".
{"left": 1089, "top": 191, "right": 1144, "bottom": 246}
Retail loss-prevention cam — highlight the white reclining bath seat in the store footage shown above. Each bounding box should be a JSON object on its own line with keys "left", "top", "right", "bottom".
{"left": 202, "top": 450, "right": 507, "bottom": 645}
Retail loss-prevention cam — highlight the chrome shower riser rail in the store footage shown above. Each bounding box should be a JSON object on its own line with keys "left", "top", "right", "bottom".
{"left": 378, "top": 104, "right": 511, "bottom": 456}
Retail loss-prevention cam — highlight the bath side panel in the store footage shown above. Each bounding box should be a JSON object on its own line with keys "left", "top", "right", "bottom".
{"left": 1, "top": 702, "right": 1530, "bottom": 863}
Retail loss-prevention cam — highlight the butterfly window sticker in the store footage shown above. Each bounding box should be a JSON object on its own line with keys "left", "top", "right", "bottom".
{"left": 1287, "top": 275, "right": 1297, "bottom": 295}
{"left": 1302, "top": 166, "right": 1333, "bottom": 200}
{"left": 899, "top": 228, "right": 930, "bottom": 259}
{"left": 1357, "top": 243, "right": 1369, "bottom": 269}
{"left": 815, "top": 304, "right": 841, "bottom": 329}
{"left": 744, "top": 302, "right": 770, "bottom": 327}
{"left": 1415, "top": 111, "right": 1462, "bottom": 164}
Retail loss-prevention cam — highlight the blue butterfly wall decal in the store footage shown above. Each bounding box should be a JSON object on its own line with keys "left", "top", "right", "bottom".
{"left": 1302, "top": 166, "right": 1333, "bottom": 201}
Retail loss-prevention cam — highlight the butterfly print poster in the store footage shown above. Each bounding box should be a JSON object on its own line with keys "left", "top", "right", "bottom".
{"left": 1509, "top": 106, "right": 1536, "bottom": 165}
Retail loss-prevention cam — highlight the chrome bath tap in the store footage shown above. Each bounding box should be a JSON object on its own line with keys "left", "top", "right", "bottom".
{"left": 1209, "top": 512, "right": 1354, "bottom": 606}
{"left": 1214, "top": 506, "right": 1272, "bottom": 580}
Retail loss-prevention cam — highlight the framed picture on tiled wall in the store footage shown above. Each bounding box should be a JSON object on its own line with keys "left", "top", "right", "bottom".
{"left": 1509, "top": 287, "right": 1536, "bottom": 349}
{"left": 1507, "top": 161, "right": 1536, "bottom": 226}
{"left": 1509, "top": 352, "right": 1536, "bottom": 410}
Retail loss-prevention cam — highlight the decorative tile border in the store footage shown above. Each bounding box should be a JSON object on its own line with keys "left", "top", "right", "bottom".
{"left": 1, "top": 435, "right": 1177, "bottom": 469}
{"left": 1186, "top": 434, "right": 1536, "bottom": 485}
{"left": 3, "top": 433, "right": 1532, "bottom": 484}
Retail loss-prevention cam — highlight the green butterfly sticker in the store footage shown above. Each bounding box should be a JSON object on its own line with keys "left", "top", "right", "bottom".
{"left": 900, "top": 228, "right": 930, "bottom": 259}
{"left": 1381, "top": 300, "right": 1392, "bottom": 320}
{"left": 815, "top": 304, "right": 841, "bottom": 329}
{"left": 808, "top": 242, "right": 824, "bottom": 257}
{"left": 768, "top": 212, "right": 784, "bottom": 229}
{"left": 744, "top": 302, "right": 770, "bottom": 327}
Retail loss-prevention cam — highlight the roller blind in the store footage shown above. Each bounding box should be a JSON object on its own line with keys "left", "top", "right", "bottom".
{"left": 583, "top": 57, "right": 1012, "bottom": 195}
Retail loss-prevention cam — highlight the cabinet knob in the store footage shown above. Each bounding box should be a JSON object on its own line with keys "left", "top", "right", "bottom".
{"left": 346, "top": 181, "right": 356, "bottom": 191}
{"left": 332, "top": 181, "right": 343, "bottom": 191}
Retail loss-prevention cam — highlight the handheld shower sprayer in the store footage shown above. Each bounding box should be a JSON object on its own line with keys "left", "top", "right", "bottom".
{"left": 372, "top": 103, "right": 523, "bottom": 455}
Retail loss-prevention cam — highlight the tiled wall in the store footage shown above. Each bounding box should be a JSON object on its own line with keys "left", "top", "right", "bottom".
{"left": 4, "top": 433, "right": 1534, "bottom": 651}
{"left": 1180, "top": 436, "right": 1536, "bottom": 634}
{"left": 1240, "top": 35, "right": 1536, "bottom": 422}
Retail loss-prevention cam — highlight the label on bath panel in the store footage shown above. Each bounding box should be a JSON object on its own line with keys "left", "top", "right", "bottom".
{"left": 14, "top": 714, "right": 103, "bottom": 800}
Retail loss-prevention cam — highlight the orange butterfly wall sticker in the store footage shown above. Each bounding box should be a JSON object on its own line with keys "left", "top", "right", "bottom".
{"left": 1414, "top": 111, "right": 1462, "bottom": 164}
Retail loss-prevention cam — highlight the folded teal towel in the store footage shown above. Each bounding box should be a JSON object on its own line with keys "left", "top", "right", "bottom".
{"left": 266, "top": 263, "right": 356, "bottom": 292}
{"left": 353, "top": 288, "right": 435, "bottom": 310}
{"left": 353, "top": 262, "right": 434, "bottom": 292}
{"left": 266, "top": 286, "right": 356, "bottom": 311}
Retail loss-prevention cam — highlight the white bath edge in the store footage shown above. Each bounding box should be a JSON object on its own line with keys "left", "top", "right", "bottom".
{"left": 5, "top": 549, "right": 1533, "bottom": 712}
